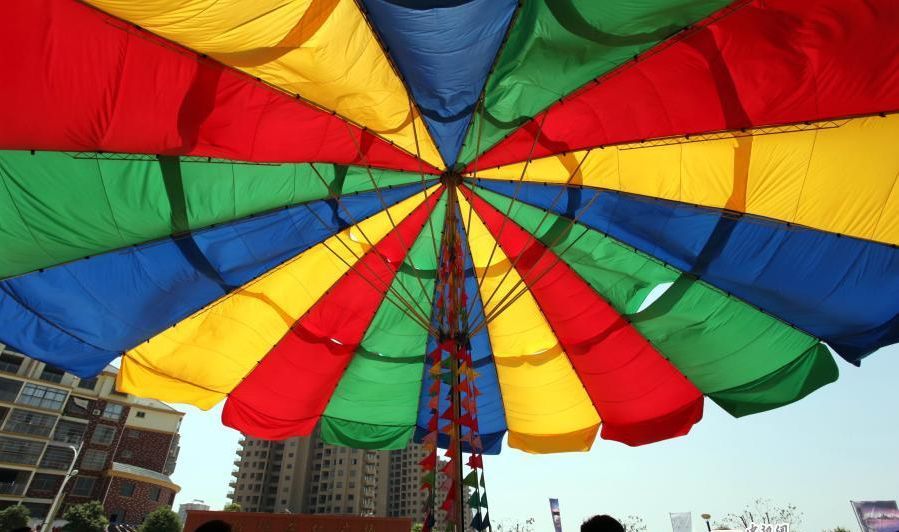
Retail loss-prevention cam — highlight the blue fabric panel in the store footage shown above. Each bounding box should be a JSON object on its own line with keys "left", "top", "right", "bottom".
{"left": 472, "top": 180, "right": 899, "bottom": 364}
{"left": 362, "top": 0, "right": 517, "bottom": 167}
{"left": 0, "top": 183, "right": 432, "bottom": 377}
{"left": 414, "top": 212, "right": 506, "bottom": 454}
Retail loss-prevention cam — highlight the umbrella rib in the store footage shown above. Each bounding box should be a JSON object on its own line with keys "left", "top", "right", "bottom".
{"left": 408, "top": 98, "right": 443, "bottom": 266}
{"left": 309, "top": 163, "right": 440, "bottom": 328}
{"left": 468, "top": 182, "right": 607, "bottom": 336}
{"left": 299, "top": 202, "right": 437, "bottom": 334}
{"left": 467, "top": 110, "right": 550, "bottom": 321}
{"left": 340, "top": 121, "right": 442, "bottom": 318}
{"left": 465, "top": 149, "right": 592, "bottom": 329}
{"left": 461, "top": 95, "right": 486, "bottom": 321}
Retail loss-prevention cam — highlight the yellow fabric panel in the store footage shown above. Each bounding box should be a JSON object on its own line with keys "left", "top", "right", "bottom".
{"left": 474, "top": 115, "right": 899, "bottom": 244}
{"left": 117, "top": 187, "right": 438, "bottom": 409}
{"left": 86, "top": 0, "right": 443, "bottom": 168}
{"left": 457, "top": 194, "right": 600, "bottom": 453}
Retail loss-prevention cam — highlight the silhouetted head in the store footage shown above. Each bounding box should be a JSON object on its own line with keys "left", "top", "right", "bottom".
{"left": 582, "top": 515, "right": 625, "bottom": 532}
{"left": 12, "top": 527, "right": 32, "bottom": 532}
{"left": 196, "top": 520, "right": 232, "bottom": 532}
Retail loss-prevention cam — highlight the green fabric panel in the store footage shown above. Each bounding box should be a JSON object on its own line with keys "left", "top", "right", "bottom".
{"left": 321, "top": 196, "right": 446, "bottom": 449}
{"left": 472, "top": 186, "right": 837, "bottom": 414}
{"left": 319, "top": 418, "right": 414, "bottom": 451}
{"left": 457, "top": 0, "right": 731, "bottom": 165}
{"left": 710, "top": 344, "right": 838, "bottom": 417}
{"left": 0, "top": 151, "right": 424, "bottom": 278}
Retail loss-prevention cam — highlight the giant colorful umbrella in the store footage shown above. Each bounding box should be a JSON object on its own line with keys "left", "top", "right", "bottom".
{"left": 1, "top": 0, "right": 898, "bottom": 526}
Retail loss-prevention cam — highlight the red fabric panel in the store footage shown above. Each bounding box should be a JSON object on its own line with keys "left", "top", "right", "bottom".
{"left": 0, "top": 0, "right": 438, "bottom": 173}
{"left": 469, "top": 0, "right": 899, "bottom": 171}
{"left": 222, "top": 189, "right": 443, "bottom": 439}
{"left": 461, "top": 187, "right": 703, "bottom": 446}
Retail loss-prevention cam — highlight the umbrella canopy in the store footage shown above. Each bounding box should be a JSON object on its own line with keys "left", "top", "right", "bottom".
{"left": 1, "top": 0, "right": 898, "bottom": 456}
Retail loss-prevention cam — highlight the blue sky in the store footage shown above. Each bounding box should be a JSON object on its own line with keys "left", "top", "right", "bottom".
{"left": 171, "top": 345, "right": 898, "bottom": 532}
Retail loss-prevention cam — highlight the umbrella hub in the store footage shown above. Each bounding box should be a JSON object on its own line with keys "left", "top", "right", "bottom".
{"left": 440, "top": 170, "right": 464, "bottom": 188}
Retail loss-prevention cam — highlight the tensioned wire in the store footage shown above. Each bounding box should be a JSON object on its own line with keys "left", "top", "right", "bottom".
{"left": 464, "top": 149, "right": 593, "bottom": 330}
{"left": 465, "top": 109, "right": 551, "bottom": 324}
{"left": 341, "top": 120, "right": 442, "bottom": 328}
{"left": 303, "top": 161, "right": 439, "bottom": 332}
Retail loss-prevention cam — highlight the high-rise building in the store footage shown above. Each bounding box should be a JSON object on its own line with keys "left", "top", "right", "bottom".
{"left": 0, "top": 346, "right": 183, "bottom": 527}
{"left": 229, "top": 428, "right": 389, "bottom": 516}
{"left": 387, "top": 444, "right": 472, "bottom": 528}
{"left": 229, "top": 428, "right": 472, "bottom": 528}
{"left": 178, "top": 499, "right": 210, "bottom": 524}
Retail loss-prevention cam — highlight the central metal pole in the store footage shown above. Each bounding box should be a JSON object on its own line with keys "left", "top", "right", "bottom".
{"left": 442, "top": 176, "right": 466, "bottom": 532}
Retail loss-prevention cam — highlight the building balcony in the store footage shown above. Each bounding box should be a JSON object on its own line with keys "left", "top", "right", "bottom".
{"left": 0, "top": 481, "right": 27, "bottom": 496}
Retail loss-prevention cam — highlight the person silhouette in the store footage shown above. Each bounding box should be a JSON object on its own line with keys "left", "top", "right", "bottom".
{"left": 195, "top": 520, "right": 232, "bottom": 532}
{"left": 582, "top": 515, "right": 625, "bottom": 532}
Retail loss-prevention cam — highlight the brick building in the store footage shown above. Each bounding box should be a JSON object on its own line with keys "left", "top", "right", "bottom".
{"left": 0, "top": 346, "right": 183, "bottom": 526}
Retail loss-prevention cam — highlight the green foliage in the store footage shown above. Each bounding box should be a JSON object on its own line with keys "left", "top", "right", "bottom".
{"left": 713, "top": 498, "right": 804, "bottom": 532}
{"left": 223, "top": 502, "right": 242, "bottom": 512}
{"left": 0, "top": 504, "right": 30, "bottom": 530}
{"left": 411, "top": 523, "right": 423, "bottom": 532}
{"left": 139, "top": 506, "right": 181, "bottom": 532}
{"left": 62, "top": 501, "right": 109, "bottom": 532}
{"left": 826, "top": 528, "right": 851, "bottom": 532}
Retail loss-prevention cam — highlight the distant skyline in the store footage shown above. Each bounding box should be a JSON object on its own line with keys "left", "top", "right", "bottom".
{"left": 170, "top": 345, "right": 899, "bottom": 532}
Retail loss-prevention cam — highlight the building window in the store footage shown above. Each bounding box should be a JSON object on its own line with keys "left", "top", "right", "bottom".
{"left": 90, "top": 425, "right": 116, "bottom": 445}
{"left": 80, "top": 449, "right": 107, "bottom": 470}
{"left": 52, "top": 420, "right": 86, "bottom": 445}
{"left": 63, "top": 396, "right": 92, "bottom": 418}
{"left": 4, "top": 409, "right": 57, "bottom": 437}
{"left": 0, "top": 436, "right": 44, "bottom": 465}
{"left": 39, "top": 445, "right": 76, "bottom": 470}
{"left": 135, "top": 411, "right": 146, "bottom": 418}
{"left": 16, "top": 383, "right": 67, "bottom": 411}
{"left": 71, "top": 476, "right": 96, "bottom": 497}
{"left": 149, "top": 486, "right": 161, "bottom": 501}
{"left": 0, "top": 353, "right": 23, "bottom": 374}
{"left": 76, "top": 377, "right": 98, "bottom": 391}
{"left": 38, "top": 365, "right": 66, "bottom": 384}
{"left": 119, "top": 481, "right": 135, "bottom": 497}
{"left": 0, "top": 378, "right": 21, "bottom": 403}
{"left": 28, "top": 473, "right": 62, "bottom": 492}
{"left": 127, "top": 429, "right": 140, "bottom": 439}
{"left": 101, "top": 403, "right": 124, "bottom": 421}
{"left": 120, "top": 449, "right": 133, "bottom": 460}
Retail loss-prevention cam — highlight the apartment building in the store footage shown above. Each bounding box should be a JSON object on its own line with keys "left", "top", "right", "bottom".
{"left": 388, "top": 446, "right": 473, "bottom": 528}
{"left": 230, "top": 429, "right": 472, "bottom": 528}
{"left": 229, "top": 428, "right": 388, "bottom": 515}
{"left": 0, "top": 346, "right": 183, "bottom": 526}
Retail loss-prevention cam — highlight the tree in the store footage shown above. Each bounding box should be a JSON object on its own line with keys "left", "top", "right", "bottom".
{"left": 825, "top": 528, "right": 851, "bottom": 532}
{"left": 139, "top": 507, "right": 181, "bottom": 532}
{"left": 621, "top": 515, "right": 648, "bottom": 532}
{"left": 62, "top": 500, "right": 109, "bottom": 532}
{"left": 411, "top": 523, "right": 423, "bottom": 532}
{"left": 223, "top": 502, "right": 242, "bottom": 512}
{"left": 0, "top": 504, "right": 30, "bottom": 530}
{"left": 713, "top": 499, "right": 804, "bottom": 531}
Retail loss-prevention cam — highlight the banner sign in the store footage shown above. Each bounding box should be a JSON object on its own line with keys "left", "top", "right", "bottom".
{"left": 670, "top": 512, "right": 692, "bottom": 532}
{"left": 851, "top": 501, "right": 899, "bottom": 532}
{"left": 549, "top": 498, "right": 562, "bottom": 532}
